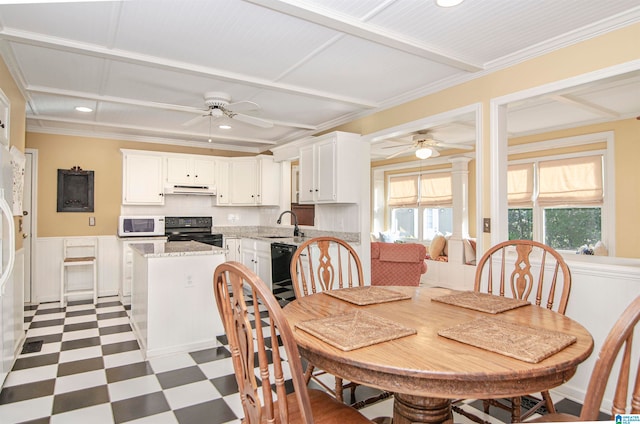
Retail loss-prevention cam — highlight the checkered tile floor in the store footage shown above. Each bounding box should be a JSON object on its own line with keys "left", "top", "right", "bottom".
{"left": 0, "top": 295, "right": 588, "bottom": 424}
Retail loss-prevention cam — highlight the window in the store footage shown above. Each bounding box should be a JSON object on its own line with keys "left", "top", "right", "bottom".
{"left": 507, "top": 154, "right": 605, "bottom": 252}
{"left": 388, "top": 172, "right": 452, "bottom": 241}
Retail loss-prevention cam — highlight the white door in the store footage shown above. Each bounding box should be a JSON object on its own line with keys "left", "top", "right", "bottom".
{"left": 23, "top": 151, "right": 34, "bottom": 303}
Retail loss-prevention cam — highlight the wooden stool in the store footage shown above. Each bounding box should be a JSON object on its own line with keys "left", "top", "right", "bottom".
{"left": 60, "top": 238, "right": 98, "bottom": 307}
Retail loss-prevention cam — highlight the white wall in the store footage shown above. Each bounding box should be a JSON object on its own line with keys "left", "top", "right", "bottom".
{"left": 34, "top": 236, "right": 120, "bottom": 303}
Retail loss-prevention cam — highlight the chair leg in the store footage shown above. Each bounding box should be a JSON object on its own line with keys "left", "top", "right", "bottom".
{"left": 93, "top": 263, "right": 97, "bottom": 305}
{"left": 511, "top": 396, "right": 522, "bottom": 423}
{"left": 303, "top": 364, "right": 315, "bottom": 385}
{"left": 542, "top": 390, "right": 556, "bottom": 414}
{"left": 335, "top": 377, "right": 344, "bottom": 403}
{"left": 60, "top": 264, "right": 65, "bottom": 308}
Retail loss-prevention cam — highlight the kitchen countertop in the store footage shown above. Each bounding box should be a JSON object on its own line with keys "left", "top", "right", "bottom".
{"left": 130, "top": 241, "right": 226, "bottom": 258}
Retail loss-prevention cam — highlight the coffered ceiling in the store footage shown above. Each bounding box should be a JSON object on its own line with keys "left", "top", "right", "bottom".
{"left": 0, "top": 0, "right": 639, "bottom": 156}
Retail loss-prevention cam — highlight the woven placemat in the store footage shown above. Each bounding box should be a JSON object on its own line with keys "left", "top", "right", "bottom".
{"left": 438, "top": 317, "right": 577, "bottom": 363}
{"left": 432, "top": 291, "right": 530, "bottom": 314}
{"left": 324, "top": 286, "right": 412, "bottom": 306}
{"left": 295, "top": 310, "right": 417, "bottom": 351}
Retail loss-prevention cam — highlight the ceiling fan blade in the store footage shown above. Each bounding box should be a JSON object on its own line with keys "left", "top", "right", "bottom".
{"left": 434, "top": 142, "right": 474, "bottom": 150}
{"left": 227, "top": 100, "right": 261, "bottom": 112}
{"left": 182, "top": 113, "right": 207, "bottom": 127}
{"left": 385, "top": 146, "right": 413, "bottom": 159}
{"left": 232, "top": 112, "right": 274, "bottom": 128}
{"left": 381, "top": 143, "right": 412, "bottom": 150}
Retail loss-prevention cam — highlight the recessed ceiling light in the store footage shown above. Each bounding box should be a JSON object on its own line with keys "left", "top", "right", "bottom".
{"left": 435, "top": 0, "right": 464, "bottom": 7}
{"left": 75, "top": 106, "right": 93, "bottom": 113}
{"left": 219, "top": 124, "right": 232, "bottom": 130}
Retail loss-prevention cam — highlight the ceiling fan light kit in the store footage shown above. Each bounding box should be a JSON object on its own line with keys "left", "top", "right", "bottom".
{"left": 435, "top": 0, "right": 464, "bottom": 7}
{"left": 416, "top": 147, "right": 433, "bottom": 159}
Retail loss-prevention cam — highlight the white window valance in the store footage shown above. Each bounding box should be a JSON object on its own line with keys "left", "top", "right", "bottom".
{"left": 507, "top": 163, "right": 534, "bottom": 207}
{"left": 538, "top": 155, "right": 603, "bottom": 206}
{"left": 388, "top": 175, "right": 418, "bottom": 207}
{"left": 419, "top": 172, "right": 452, "bottom": 207}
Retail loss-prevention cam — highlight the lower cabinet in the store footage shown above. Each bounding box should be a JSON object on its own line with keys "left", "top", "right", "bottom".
{"left": 241, "top": 238, "right": 272, "bottom": 290}
{"left": 120, "top": 237, "right": 166, "bottom": 303}
{"left": 224, "top": 237, "right": 241, "bottom": 262}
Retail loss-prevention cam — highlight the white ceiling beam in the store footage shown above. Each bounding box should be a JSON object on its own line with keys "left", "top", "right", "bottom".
{"left": 243, "top": 0, "right": 483, "bottom": 73}
{"left": 26, "top": 114, "right": 278, "bottom": 145}
{"left": 26, "top": 85, "right": 318, "bottom": 130}
{"left": 0, "top": 28, "right": 379, "bottom": 109}
{"left": 547, "top": 94, "right": 621, "bottom": 118}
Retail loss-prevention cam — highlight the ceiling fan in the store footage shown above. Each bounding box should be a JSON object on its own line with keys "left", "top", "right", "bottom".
{"left": 383, "top": 132, "right": 473, "bottom": 159}
{"left": 183, "top": 91, "right": 274, "bottom": 129}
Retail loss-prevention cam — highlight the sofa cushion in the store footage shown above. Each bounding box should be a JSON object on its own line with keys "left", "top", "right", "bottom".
{"left": 379, "top": 242, "right": 426, "bottom": 263}
{"left": 429, "top": 233, "right": 446, "bottom": 259}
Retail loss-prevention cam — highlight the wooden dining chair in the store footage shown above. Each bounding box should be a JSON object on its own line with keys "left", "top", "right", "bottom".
{"left": 213, "top": 261, "right": 374, "bottom": 424}
{"left": 474, "top": 239, "right": 572, "bottom": 422}
{"left": 290, "top": 236, "right": 364, "bottom": 403}
{"left": 531, "top": 295, "right": 640, "bottom": 422}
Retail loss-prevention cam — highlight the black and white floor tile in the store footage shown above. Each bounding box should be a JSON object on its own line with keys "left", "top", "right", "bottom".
{"left": 0, "top": 295, "right": 587, "bottom": 424}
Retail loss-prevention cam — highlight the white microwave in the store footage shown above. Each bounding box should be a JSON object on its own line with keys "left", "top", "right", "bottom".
{"left": 118, "top": 216, "right": 165, "bottom": 237}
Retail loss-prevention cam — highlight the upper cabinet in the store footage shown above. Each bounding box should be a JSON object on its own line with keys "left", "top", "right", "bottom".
{"left": 122, "top": 151, "right": 165, "bottom": 205}
{"left": 121, "top": 150, "right": 281, "bottom": 207}
{"left": 229, "top": 156, "right": 280, "bottom": 206}
{"left": 213, "top": 159, "right": 230, "bottom": 205}
{"left": 299, "top": 132, "right": 364, "bottom": 204}
{"left": 165, "top": 155, "right": 215, "bottom": 187}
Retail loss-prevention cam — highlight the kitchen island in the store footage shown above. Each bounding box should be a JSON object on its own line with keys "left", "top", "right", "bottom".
{"left": 129, "top": 241, "right": 226, "bottom": 358}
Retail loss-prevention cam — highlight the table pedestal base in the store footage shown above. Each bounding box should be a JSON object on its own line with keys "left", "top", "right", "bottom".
{"left": 393, "top": 393, "right": 452, "bottom": 424}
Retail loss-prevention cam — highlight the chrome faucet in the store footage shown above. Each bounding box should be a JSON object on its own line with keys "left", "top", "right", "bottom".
{"left": 277, "top": 210, "right": 301, "bottom": 237}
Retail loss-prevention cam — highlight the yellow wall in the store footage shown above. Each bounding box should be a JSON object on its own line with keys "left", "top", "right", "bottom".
{"left": 26, "top": 133, "right": 252, "bottom": 237}
{"left": 0, "top": 56, "right": 26, "bottom": 249}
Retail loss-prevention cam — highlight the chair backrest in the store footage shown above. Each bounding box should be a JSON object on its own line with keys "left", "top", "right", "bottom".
{"left": 580, "top": 295, "right": 640, "bottom": 420}
{"left": 290, "top": 236, "right": 364, "bottom": 298}
{"left": 213, "top": 261, "right": 314, "bottom": 424}
{"left": 474, "top": 239, "right": 571, "bottom": 314}
{"left": 63, "top": 237, "right": 98, "bottom": 261}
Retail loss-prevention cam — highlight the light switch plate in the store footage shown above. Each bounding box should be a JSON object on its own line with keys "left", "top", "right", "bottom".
{"left": 89, "top": 216, "right": 96, "bottom": 226}
{"left": 483, "top": 218, "right": 491, "bottom": 233}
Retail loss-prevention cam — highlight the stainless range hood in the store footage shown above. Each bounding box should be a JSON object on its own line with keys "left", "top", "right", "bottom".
{"left": 164, "top": 184, "right": 216, "bottom": 195}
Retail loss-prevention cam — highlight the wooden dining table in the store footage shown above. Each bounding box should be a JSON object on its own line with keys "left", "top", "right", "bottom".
{"left": 282, "top": 286, "right": 594, "bottom": 424}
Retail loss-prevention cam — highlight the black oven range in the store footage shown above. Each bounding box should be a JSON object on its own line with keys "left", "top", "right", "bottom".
{"left": 164, "top": 216, "right": 223, "bottom": 247}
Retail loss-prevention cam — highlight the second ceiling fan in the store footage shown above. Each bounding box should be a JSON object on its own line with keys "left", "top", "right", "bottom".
{"left": 183, "top": 91, "right": 274, "bottom": 129}
{"left": 384, "top": 132, "right": 473, "bottom": 159}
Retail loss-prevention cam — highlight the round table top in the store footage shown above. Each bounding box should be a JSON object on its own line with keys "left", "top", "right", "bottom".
{"left": 283, "top": 286, "right": 594, "bottom": 399}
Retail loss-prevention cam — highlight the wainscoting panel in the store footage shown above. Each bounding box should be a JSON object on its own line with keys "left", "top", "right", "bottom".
{"left": 34, "top": 236, "right": 120, "bottom": 303}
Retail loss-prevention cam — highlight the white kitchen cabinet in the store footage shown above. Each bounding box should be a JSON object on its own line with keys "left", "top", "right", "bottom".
{"left": 122, "top": 150, "right": 165, "bottom": 205}
{"left": 165, "top": 155, "right": 215, "bottom": 187}
{"left": 298, "top": 132, "right": 364, "bottom": 204}
{"left": 214, "top": 160, "right": 230, "bottom": 205}
{"left": 229, "top": 156, "right": 280, "bottom": 206}
{"left": 241, "top": 238, "right": 272, "bottom": 289}
{"left": 224, "top": 237, "right": 241, "bottom": 262}
{"left": 120, "top": 237, "right": 165, "bottom": 303}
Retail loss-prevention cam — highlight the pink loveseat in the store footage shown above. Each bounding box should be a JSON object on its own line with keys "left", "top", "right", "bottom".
{"left": 371, "top": 242, "right": 427, "bottom": 286}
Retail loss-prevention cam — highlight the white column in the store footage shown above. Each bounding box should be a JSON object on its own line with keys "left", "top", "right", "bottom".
{"left": 448, "top": 157, "right": 471, "bottom": 266}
